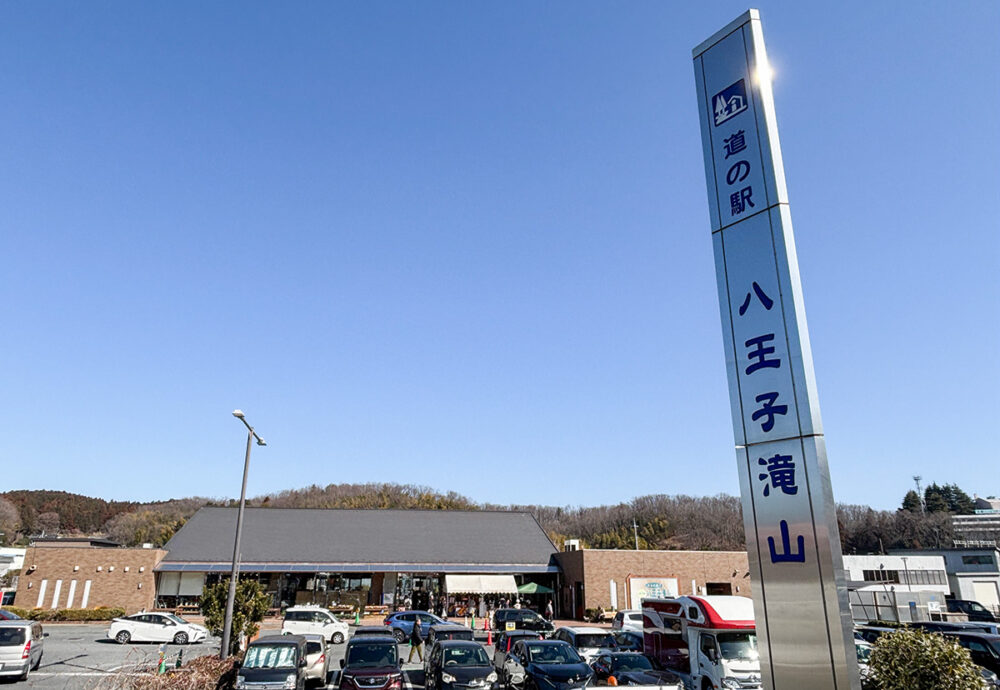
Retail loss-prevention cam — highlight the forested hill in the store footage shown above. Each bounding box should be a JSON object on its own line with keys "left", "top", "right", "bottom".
{"left": 0, "top": 483, "right": 963, "bottom": 554}
{"left": 1, "top": 490, "right": 136, "bottom": 533}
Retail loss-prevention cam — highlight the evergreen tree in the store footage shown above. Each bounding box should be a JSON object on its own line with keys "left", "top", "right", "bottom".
{"left": 901, "top": 490, "right": 922, "bottom": 513}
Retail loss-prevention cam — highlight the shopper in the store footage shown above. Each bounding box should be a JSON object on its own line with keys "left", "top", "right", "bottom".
{"left": 407, "top": 622, "right": 424, "bottom": 663}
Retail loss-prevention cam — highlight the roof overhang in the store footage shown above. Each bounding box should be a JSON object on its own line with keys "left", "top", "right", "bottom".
{"left": 156, "top": 562, "right": 560, "bottom": 574}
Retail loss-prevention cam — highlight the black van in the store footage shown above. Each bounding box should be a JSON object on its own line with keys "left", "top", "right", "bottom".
{"left": 239, "top": 634, "right": 309, "bottom": 689}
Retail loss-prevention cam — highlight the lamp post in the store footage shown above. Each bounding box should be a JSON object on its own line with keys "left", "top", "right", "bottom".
{"left": 220, "top": 409, "right": 266, "bottom": 660}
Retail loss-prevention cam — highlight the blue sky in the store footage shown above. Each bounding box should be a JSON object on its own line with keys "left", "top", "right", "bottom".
{"left": 1, "top": 2, "right": 997, "bottom": 511}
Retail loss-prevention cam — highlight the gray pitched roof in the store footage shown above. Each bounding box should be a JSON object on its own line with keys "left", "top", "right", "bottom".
{"left": 159, "top": 507, "right": 557, "bottom": 573}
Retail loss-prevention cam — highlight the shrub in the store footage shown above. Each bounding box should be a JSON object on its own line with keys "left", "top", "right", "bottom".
{"left": 868, "top": 628, "right": 982, "bottom": 689}
{"left": 1, "top": 605, "right": 30, "bottom": 619}
{"left": 20, "top": 607, "right": 126, "bottom": 621}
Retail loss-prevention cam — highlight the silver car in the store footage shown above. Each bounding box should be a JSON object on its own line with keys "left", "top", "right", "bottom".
{"left": 302, "top": 633, "right": 329, "bottom": 685}
{"left": 0, "top": 620, "right": 45, "bottom": 681}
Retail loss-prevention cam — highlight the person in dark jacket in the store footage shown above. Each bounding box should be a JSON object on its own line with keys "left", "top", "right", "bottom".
{"left": 407, "top": 622, "right": 424, "bottom": 662}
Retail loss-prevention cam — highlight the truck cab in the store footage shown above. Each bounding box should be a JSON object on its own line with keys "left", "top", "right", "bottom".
{"left": 642, "top": 596, "right": 761, "bottom": 690}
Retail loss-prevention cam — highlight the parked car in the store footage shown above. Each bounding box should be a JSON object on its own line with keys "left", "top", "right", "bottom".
{"left": 302, "top": 633, "right": 329, "bottom": 687}
{"left": 550, "top": 627, "right": 617, "bottom": 663}
{"left": 911, "top": 620, "right": 1000, "bottom": 636}
{"left": 283, "top": 605, "right": 349, "bottom": 644}
{"left": 384, "top": 611, "right": 447, "bottom": 644}
{"left": 424, "top": 626, "right": 477, "bottom": 674}
{"left": 948, "top": 600, "right": 999, "bottom": 623}
{"left": 610, "top": 631, "right": 643, "bottom": 652}
{"left": 0, "top": 609, "right": 22, "bottom": 621}
{"left": 854, "top": 625, "right": 897, "bottom": 645}
{"left": 354, "top": 625, "right": 393, "bottom": 638}
{"left": 425, "top": 640, "right": 497, "bottom": 690}
{"left": 339, "top": 635, "right": 403, "bottom": 690}
{"left": 501, "top": 639, "right": 592, "bottom": 690}
{"left": 938, "top": 631, "right": 1000, "bottom": 677}
{"left": 492, "top": 609, "right": 554, "bottom": 636}
{"left": 610, "top": 610, "right": 643, "bottom": 633}
{"left": 427, "top": 624, "right": 475, "bottom": 646}
{"left": 107, "top": 612, "right": 208, "bottom": 644}
{"left": 0, "top": 620, "right": 45, "bottom": 682}
{"left": 237, "top": 634, "right": 308, "bottom": 690}
{"left": 590, "top": 652, "right": 682, "bottom": 688}
{"left": 492, "top": 630, "right": 544, "bottom": 674}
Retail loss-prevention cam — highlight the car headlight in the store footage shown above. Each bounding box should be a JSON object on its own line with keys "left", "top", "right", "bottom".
{"left": 721, "top": 679, "right": 742, "bottom": 689}
{"left": 442, "top": 673, "right": 457, "bottom": 684}
{"left": 283, "top": 673, "right": 297, "bottom": 689}
{"left": 487, "top": 672, "right": 498, "bottom": 683}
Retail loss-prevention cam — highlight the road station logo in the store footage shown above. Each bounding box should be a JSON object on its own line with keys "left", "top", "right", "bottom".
{"left": 713, "top": 79, "right": 748, "bottom": 126}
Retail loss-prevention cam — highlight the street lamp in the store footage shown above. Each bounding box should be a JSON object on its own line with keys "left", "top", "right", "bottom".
{"left": 220, "top": 409, "right": 266, "bottom": 660}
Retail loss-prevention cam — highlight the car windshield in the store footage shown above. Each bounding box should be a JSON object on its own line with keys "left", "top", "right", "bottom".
{"left": 0, "top": 628, "right": 26, "bottom": 646}
{"left": 717, "top": 633, "right": 759, "bottom": 662}
{"left": 444, "top": 647, "right": 491, "bottom": 667}
{"left": 527, "top": 644, "right": 583, "bottom": 665}
{"left": 166, "top": 615, "right": 189, "bottom": 625}
{"left": 576, "top": 634, "right": 615, "bottom": 649}
{"left": 347, "top": 643, "right": 397, "bottom": 668}
{"left": 521, "top": 612, "right": 544, "bottom": 622}
{"left": 0, "top": 610, "right": 22, "bottom": 620}
{"left": 612, "top": 655, "right": 653, "bottom": 672}
{"left": 970, "top": 603, "right": 989, "bottom": 613}
{"left": 243, "top": 645, "right": 297, "bottom": 669}
{"left": 855, "top": 643, "right": 872, "bottom": 665}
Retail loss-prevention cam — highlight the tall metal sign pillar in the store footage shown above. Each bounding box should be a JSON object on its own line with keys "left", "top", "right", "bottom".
{"left": 693, "top": 10, "right": 861, "bottom": 690}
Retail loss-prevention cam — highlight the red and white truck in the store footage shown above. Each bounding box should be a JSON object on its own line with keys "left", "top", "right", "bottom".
{"left": 642, "top": 596, "right": 761, "bottom": 690}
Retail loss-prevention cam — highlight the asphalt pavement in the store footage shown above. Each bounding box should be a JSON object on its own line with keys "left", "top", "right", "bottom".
{"left": 7, "top": 624, "right": 443, "bottom": 690}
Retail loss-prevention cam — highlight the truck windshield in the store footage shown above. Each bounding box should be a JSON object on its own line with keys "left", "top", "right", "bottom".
{"left": 243, "top": 645, "right": 297, "bottom": 669}
{"left": 717, "top": 633, "right": 758, "bottom": 662}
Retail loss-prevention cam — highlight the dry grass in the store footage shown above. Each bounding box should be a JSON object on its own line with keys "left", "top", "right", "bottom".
{"left": 88, "top": 653, "right": 240, "bottom": 690}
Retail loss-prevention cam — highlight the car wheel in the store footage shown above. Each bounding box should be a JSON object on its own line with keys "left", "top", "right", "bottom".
{"left": 332, "top": 631, "right": 345, "bottom": 644}
{"left": 701, "top": 680, "right": 713, "bottom": 690}
{"left": 393, "top": 628, "right": 406, "bottom": 643}
{"left": 173, "top": 631, "right": 189, "bottom": 645}
{"left": 116, "top": 630, "right": 132, "bottom": 644}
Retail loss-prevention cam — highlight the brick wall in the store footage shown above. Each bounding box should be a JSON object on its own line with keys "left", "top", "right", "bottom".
{"left": 14, "top": 545, "right": 165, "bottom": 614}
{"left": 554, "top": 549, "right": 750, "bottom": 617}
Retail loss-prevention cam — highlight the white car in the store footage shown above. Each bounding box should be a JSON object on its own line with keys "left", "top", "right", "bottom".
{"left": 281, "top": 605, "right": 349, "bottom": 643}
{"left": 107, "top": 612, "right": 209, "bottom": 645}
{"left": 611, "top": 610, "right": 644, "bottom": 633}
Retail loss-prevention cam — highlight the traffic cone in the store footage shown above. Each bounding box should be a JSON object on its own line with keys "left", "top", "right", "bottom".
{"left": 471, "top": 614, "right": 476, "bottom": 630}
{"left": 354, "top": 610, "right": 361, "bottom": 625}
{"left": 175, "top": 649, "right": 183, "bottom": 669}
{"left": 486, "top": 624, "right": 493, "bottom": 646}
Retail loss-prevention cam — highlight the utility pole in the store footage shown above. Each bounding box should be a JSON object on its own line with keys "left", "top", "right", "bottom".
{"left": 633, "top": 519, "right": 639, "bottom": 551}
{"left": 913, "top": 476, "right": 926, "bottom": 514}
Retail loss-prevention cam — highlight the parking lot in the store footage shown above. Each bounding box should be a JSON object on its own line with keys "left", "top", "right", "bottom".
{"left": 11, "top": 623, "right": 448, "bottom": 690}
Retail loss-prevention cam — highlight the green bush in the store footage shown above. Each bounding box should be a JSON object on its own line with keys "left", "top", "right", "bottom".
{"left": 17, "top": 607, "right": 126, "bottom": 621}
{"left": 868, "top": 628, "right": 982, "bottom": 689}
{"left": 1, "top": 605, "right": 30, "bottom": 619}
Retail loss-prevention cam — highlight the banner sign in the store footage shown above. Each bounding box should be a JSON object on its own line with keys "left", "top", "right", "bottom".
{"left": 693, "top": 10, "right": 860, "bottom": 690}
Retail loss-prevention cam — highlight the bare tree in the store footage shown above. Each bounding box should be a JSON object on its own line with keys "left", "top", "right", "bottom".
{"left": 0, "top": 498, "right": 20, "bottom": 545}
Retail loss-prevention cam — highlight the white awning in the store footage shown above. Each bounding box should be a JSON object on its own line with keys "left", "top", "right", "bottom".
{"left": 445, "top": 574, "right": 518, "bottom": 594}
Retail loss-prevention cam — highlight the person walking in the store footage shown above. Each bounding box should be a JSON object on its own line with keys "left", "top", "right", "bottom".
{"left": 407, "top": 621, "right": 424, "bottom": 663}
{"left": 545, "top": 600, "right": 554, "bottom": 620}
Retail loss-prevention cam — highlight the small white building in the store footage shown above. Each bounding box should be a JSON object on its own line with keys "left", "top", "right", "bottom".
{"left": 842, "top": 554, "right": 950, "bottom": 594}
{"left": 0, "top": 548, "right": 26, "bottom": 578}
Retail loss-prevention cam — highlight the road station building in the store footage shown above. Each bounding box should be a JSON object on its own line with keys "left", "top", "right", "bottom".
{"left": 553, "top": 546, "right": 751, "bottom": 619}
{"left": 155, "top": 507, "right": 561, "bottom": 614}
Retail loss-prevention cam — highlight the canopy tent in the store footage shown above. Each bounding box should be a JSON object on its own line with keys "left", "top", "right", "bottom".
{"left": 517, "top": 582, "right": 553, "bottom": 594}
{"left": 444, "top": 574, "right": 519, "bottom": 594}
